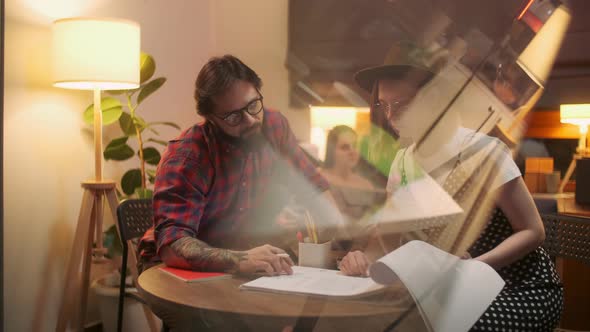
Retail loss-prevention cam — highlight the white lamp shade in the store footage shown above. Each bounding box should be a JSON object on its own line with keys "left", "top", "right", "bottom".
{"left": 517, "top": 5, "right": 571, "bottom": 87}
{"left": 52, "top": 17, "right": 140, "bottom": 90}
{"left": 560, "top": 104, "right": 590, "bottom": 126}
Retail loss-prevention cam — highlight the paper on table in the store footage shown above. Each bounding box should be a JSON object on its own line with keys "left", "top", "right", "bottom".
{"left": 370, "top": 241, "right": 505, "bottom": 332}
{"left": 371, "top": 174, "right": 464, "bottom": 233}
{"left": 240, "top": 266, "right": 385, "bottom": 298}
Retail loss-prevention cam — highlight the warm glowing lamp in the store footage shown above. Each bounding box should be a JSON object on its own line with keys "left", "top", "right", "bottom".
{"left": 52, "top": 17, "right": 140, "bottom": 332}
{"left": 494, "top": 4, "right": 571, "bottom": 147}
{"left": 517, "top": 5, "right": 571, "bottom": 87}
{"left": 558, "top": 103, "right": 590, "bottom": 193}
{"left": 53, "top": 17, "right": 140, "bottom": 180}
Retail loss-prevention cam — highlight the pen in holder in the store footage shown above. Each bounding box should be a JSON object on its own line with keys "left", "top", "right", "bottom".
{"left": 303, "top": 209, "right": 318, "bottom": 244}
{"left": 298, "top": 241, "right": 333, "bottom": 269}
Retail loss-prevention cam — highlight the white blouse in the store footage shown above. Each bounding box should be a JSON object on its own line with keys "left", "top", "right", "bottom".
{"left": 387, "top": 127, "right": 521, "bottom": 195}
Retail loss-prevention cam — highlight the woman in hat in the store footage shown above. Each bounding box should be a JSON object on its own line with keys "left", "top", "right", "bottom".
{"left": 356, "top": 42, "right": 437, "bottom": 180}
{"left": 340, "top": 43, "right": 563, "bottom": 331}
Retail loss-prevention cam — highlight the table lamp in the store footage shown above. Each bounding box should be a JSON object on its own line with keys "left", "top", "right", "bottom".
{"left": 558, "top": 103, "right": 590, "bottom": 194}
{"left": 52, "top": 17, "right": 140, "bottom": 332}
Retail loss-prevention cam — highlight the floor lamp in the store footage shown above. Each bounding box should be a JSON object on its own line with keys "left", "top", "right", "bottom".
{"left": 52, "top": 18, "right": 140, "bottom": 331}
{"left": 558, "top": 104, "right": 590, "bottom": 193}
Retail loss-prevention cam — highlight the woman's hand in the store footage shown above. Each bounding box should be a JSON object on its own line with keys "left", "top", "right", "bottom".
{"left": 339, "top": 250, "right": 371, "bottom": 277}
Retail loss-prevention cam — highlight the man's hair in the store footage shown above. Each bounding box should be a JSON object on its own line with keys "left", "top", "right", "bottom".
{"left": 194, "top": 55, "right": 262, "bottom": 116}
{"left": 324, "top": 125, "right": 357, "bottom": 168}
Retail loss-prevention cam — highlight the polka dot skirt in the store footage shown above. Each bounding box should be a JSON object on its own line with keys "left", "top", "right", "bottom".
{"left": 468, "top": 208, "right": 564, "bottom": 332}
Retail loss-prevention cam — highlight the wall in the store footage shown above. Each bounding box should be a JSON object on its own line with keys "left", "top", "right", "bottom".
{"left": 4, "top": 0, "right": 212, "bottom": 331}
{"left": 209, "top": 0, "right": 309, "bottom": 140}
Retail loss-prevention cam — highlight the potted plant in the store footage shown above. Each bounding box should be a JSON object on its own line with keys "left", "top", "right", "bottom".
{"left": 89, "top": 52, "right": 173, "bottom": 331}
{"left": 82, "top": 51, "right": 180, "bottom": 199}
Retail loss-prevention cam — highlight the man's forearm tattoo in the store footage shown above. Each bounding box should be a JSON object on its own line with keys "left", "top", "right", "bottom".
{"left": 170, "top": 237, "right": 247, "bottom": 272}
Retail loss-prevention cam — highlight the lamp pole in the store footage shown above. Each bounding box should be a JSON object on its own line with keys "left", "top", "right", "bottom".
{"left": 94, "top": 88, "right": 103, "bottom": 182}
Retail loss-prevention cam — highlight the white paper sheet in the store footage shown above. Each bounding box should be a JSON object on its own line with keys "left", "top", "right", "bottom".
{"left": 372, "top": 175, "right": 464, "bottom": 233}
{"left": 240, "top": 266, "right": 384, "bottom": 298}
{"left": 370, "top": 241, "right": 505, "bottom": 332}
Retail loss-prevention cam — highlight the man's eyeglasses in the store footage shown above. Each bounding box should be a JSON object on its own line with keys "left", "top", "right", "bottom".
{"left": 372, "top": 98, "right": 414, "bottom": 117}
{"left": 214, "top": 97, "right": 264, "bottom": 126}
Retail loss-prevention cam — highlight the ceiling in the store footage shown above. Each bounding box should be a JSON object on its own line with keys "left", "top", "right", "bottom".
{"left": 287, "top": 0, "right": 590, "bottom": 109}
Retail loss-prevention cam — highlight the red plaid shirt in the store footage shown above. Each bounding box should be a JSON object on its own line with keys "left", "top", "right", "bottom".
{"left": 138, "top": 110, "right": 328, "bottom": 262}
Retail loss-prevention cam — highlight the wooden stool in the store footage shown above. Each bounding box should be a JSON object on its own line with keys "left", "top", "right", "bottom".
{"left": 56, "top": 180, "right": 119, "bottom": 332}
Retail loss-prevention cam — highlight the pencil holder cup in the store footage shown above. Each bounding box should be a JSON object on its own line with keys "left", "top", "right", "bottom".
{"left": 298, "top": 241, "right": 332, "bottom": 269}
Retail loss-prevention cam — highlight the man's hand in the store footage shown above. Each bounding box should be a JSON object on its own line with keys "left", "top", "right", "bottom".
{"left": 238, "top": 244, "right": 294, "bottom": 276}
{"left": 163, "top": 238, "right": 294, "bottom": 276}
{"left": 339, "top": 250, "right": 371, "bottom": 277}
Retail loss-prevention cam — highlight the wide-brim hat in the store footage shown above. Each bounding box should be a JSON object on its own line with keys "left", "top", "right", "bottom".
{"left": 354, "top": 41, "right": 439, "bottom": 93}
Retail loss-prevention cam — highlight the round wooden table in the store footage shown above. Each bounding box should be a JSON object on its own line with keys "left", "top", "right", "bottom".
{"left": 137, "top": 264, "right": 428, "bottom": 331}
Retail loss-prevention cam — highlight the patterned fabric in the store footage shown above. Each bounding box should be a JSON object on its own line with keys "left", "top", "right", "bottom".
{"left": 137, "top": 110, "right": 329, "bottom": 263}
{"left": 469, "top": 209, "right": 563, "bottom": 331}
{"left": 387, "top": 128, "right": 563, "bottom": 331}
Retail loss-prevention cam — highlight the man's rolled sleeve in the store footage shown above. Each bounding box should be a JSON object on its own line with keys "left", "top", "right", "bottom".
{"left": 153, "top": 156, "right": 211, "bottom": 255}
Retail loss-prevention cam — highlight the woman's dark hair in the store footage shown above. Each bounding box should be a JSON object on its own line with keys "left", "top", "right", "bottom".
{"left": 194, "top": 55, "right": 262, "bottom": 115}
{"left": 324, "top": 125, "right": 357, "bottom": 168}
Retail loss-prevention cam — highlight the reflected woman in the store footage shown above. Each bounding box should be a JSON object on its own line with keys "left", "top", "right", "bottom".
{"left": 319, "top": 125, "right": 384, "bottom": 248}
{"left": 340, "top": 44, "right": 563, "bottom": 331}
{"left": 320, "top": 126, "right": 376, "bottom": 216}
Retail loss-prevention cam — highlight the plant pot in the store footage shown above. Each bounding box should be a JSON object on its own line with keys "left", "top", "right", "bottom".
{"left": 91, "top": 276, "right": 161, "bottom": 332}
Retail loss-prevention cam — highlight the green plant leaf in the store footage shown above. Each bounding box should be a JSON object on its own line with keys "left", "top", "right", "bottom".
{"left": 147, "top": 138, "right": 168, "bottom": 146}
{"left": 115, "top": 188, "right": 127, "bottom": 201}
{"left": 119, "top": 112, "right": 147, "bottom": 136}
{"left": 135, "top": 188, "right": 153, "bottom": 199}
{"left": 121, "top": 169, "right": 142, "bottom": 196}
{"left": 104, "top": 137, "right": 134, "bottom": 161}
{"left": 148, "top": 127, "right": 160, "bottom": 135}
{"left": 146, "top": 169, "right": 157, "bottom": 184}
{"left": 102, "top": 224, "right": 123, "bottom": 258}
{"left": 137, "top": 77, "right": 166, "bottom": 105}
{"left": 140, "top": 147, "right": 161, "bottom": 165}
{"left": 134, "top": 115, "right": 147, "bottom": 129}
{"left": 83, "top": 97, "right": 123, "bottom": 126}
{"left": 147, "top": 121, "right": 181, "bottom": 130}
{"left": 140, "top": 52, "right": 156, "bottom": 84}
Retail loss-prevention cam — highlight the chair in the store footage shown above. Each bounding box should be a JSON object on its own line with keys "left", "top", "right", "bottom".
{"left": 116, "top": 199, "right": 161, "bottom": 332}
{"left": 541, "top": 213, "right": 590, "bottom": 266}
{"left": 540, "top": 211, "right": 590, "bottom": 332}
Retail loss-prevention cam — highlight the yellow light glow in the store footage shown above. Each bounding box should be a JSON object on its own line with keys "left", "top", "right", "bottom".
{"left": 309, "top": 106, "right": 369, "bottom": 161}
{"left": 52, "top": 17, "right": 141, "bottom": 90}
{"left": 20, "top": 0, "right": 104, "bottom": 22}
{"left": 560, "top": 104, "right": 590, "bottom": 128}
{"left": 310, "top": 106, "right": 369, "bottom": 129}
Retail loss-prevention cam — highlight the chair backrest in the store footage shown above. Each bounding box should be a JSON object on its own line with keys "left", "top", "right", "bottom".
{"left": 541, "top": 213, "right": 590, "bottom": 266}
{"left": 533, "top": 197, "right": 558, "bottom": 214}
{"left": 116, "top": 199, "right": 153, "bottom": 242}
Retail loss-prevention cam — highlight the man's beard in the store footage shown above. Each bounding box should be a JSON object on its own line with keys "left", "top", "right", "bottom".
{"left": 215, "top": 123, "right": 266, "bottom": 151}
{"left": 239, "top": 125, "right": 266, "bottom": 151}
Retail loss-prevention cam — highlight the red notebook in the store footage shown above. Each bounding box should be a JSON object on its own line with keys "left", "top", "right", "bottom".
{"left": 159, "top": 266, "right": 231, "bottom": 283}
